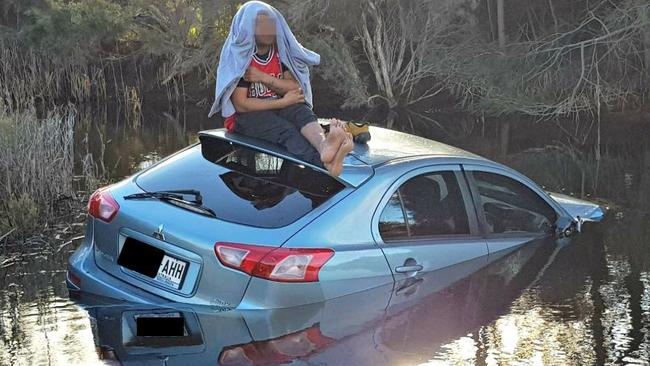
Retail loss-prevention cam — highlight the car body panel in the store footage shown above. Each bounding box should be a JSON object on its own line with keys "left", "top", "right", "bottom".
{"left": 68, "top": 219, "right": 176, "bottom": 305}
{"left": 479, "top": 235, "right": 542, "bottom": 254}
{"left": 238, "top": 245, "right": 393, "bottom": 309}
{"left": 548, "top": 192, "right": 607, "bottom": 223}
{"left": 349, "top": 125, "right": 484, "bottom": 164}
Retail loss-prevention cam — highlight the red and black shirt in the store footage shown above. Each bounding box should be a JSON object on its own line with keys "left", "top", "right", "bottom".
{"left": 238, "top": 44, "right": 288, "bottom": 98}
{"left": 225, "top": 45, "right": 288, "bottom": 131}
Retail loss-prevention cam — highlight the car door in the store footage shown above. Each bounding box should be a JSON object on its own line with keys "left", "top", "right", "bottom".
{"left": 372, "top": 165, "right": 487, "bottom": 289}
{"left": 463, "top": 165, "right": 559, "bottom": 254}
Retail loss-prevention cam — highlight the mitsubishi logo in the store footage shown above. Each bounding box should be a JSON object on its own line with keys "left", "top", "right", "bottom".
{"left": 153, "top": 224, "right": 165, "bottom": 241}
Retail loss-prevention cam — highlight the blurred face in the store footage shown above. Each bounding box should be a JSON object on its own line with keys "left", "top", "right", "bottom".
{"left": 255, "top": 13, "right": 276, "bottom": 46}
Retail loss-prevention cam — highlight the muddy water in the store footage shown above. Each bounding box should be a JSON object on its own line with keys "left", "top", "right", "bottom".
{"left": 1, "top": 104, "right": 649, "bottom": 365}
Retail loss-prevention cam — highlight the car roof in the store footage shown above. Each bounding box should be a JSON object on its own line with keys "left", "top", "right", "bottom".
{"left": 198, "top": 125, "right": 486, "bottom": 187}
{"left": 349, "top": 126, "right": 484, "bottom": 165}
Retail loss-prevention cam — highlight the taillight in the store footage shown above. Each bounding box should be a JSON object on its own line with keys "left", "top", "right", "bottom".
{"left": 87, "top": 187, "right": 120, "bottom": 222}
{"left": 67, "top": 271, "right": 81, "bottom": 289}
{"left": 218, "top": 325, "right": 335, "bottom": 365}
{"left": 214, "top": 242, "right": 334, "bottom": 282}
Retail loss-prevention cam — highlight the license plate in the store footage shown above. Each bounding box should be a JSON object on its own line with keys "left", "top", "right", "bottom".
{"left": 155, "top": 255, "right": 188, "bottom": 289}
{"left": 135, "top": 312, "right": 185, "bottom": 337}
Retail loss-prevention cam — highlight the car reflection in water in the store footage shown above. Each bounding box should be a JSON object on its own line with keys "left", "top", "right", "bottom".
{"left": 71, "top": 237, "right": 561, "bottom": 366}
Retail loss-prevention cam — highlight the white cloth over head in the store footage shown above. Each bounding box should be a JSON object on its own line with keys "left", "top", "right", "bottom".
{"left": 208, "top": 1, "right": 320, "bottom": 119}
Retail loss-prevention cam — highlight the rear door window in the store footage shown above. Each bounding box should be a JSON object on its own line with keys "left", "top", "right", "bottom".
{"left": 135, "top": 137, "right": 345, "bottom": 228}
{"left": 379, "top": 171, "right": 470, "bottom": 241}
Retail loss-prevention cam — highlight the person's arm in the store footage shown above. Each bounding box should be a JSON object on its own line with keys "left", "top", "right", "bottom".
{"left": 231, "top": 86, "right": 305, "bottom": 113}
{"left": 244, "top": 66, "right": 300, "bottom": 96}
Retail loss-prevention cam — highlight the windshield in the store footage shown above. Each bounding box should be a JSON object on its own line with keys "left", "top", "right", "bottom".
{"left": 134, "top": 137, "right": 345, "bottom": 228}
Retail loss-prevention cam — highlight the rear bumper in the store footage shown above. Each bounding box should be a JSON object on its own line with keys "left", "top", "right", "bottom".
{"left": 66, "top": 224, "right": 380, "bottom": 310}
{"left": 67, "top": 239, "right": 336, "bottom": 310}
{"left": 67, "top": 234, "right": 166, "bottom": 305}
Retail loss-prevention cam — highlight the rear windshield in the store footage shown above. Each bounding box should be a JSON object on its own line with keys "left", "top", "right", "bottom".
{"left": 134, "top": 136, "right": 345, "bottom": 228}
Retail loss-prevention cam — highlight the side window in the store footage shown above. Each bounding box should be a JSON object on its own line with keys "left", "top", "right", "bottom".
{"left": 378, "top": 192, "right": 409, "bottom": 240}
{"left": 472, "top": 171, "right": 557, "bottom": 234}
{"left": 379, "top": 171, "right": 470, "bottom": 241}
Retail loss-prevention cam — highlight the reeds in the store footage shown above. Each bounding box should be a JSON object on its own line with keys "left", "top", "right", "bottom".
{"left": 0, "top": 105, "right": 76, "bottom": 235}
{"left": 0, "top": 40, "right": 148, "bottom": 128}
{"left": 0, "top": 41, "right": 103, "bottom": 111}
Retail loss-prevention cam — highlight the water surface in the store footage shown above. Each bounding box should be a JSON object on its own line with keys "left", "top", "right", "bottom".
{"left": 1, "top": 104, "right": 649, "bottom": 366}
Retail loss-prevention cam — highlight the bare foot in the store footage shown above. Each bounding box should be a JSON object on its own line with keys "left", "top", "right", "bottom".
{"left": 325, "top": 132, "right": 354, "bottom": 177}
{"left": 331, "top": 118, "right": 348, "bottom": 132}
{"left": 320, "top": 122, "right": 345, "bottom": 164}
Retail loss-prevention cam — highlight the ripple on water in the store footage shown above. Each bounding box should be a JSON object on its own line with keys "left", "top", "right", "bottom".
{"left": 0, "top": 295, "right": 103, "bottom": 366}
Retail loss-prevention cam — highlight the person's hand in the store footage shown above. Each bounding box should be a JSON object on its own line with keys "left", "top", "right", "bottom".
{"left": 243, "top": 67, "right": 267, "bottom": 83}
{"left": 281, "top": 88, "right": 305, "bottom": 107}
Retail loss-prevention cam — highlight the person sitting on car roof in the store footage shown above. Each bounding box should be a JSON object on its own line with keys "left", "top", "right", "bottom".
{"left": 209, "top": 1, "right": 353, "bottom": 177}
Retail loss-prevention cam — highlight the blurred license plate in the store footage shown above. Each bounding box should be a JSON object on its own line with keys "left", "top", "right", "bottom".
{"left": 135, "top": 312, "right": 185, "bottom": 337}
{"left": 155, "top": 255, "right": 187, "bottom": 289}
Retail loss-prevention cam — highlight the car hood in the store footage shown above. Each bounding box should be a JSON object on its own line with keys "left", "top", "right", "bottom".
{"left": 548, "top": 192, "right": 607, "bottom": 223}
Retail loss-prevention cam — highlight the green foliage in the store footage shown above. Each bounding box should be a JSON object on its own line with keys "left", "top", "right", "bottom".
{"left": 20, "top": 0, "right": 128, "bottom": 60}
{"left": 444, "top": 0, "right": 650, "bottom": 121}
{"left": 123, "top": 0, "right": 236, "bottom": 84}
{"left": 289, "top": 0, "right": 649, "bottom": 138}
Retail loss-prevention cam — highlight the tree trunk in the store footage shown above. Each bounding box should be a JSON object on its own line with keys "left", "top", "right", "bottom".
{"left": 643, "top": 25, "right": 650, "bottom": 70}
{"left": 496, "top": 0, "right": 508, "bottom": 158}
{"left": 486, "top": 0, "right": 496, "bottom": 42}
{"left": 496, "top": 0, "right": 506, "bottom": 51}
{"left": 499, "top": 118, "right": 510, "bottom": 159}
{"left": 593, "top": 88, "right": 603, "bottom": 194}
{"left": 548, "top": 0, "right": 559, "bottom": 34}
{"left": 639, "top": 143, "right": 650, "bottom": 207}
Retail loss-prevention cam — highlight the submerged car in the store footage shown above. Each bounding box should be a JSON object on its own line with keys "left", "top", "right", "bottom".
{"left": 74, "top": 238, "right": 556, "bottom": 365}
{"left": 67, "top": 125, "right": 605, "bottom": 309}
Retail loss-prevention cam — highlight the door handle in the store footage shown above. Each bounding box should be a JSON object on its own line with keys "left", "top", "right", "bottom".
{"left": 395, "top": 264, "right": 423, "bottom": 273}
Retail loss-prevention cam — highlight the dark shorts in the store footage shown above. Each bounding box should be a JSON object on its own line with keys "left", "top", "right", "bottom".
{"left": 233, "top": 103, "right": 322, "bottom": 167}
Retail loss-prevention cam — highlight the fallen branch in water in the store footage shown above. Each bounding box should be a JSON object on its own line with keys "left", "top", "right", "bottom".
{"left": 56, "top": 235, "right": 85, "bottom": 253}
{"left": 0, "top": 228, "right": 16, "bottom": 242}
{"left": 1, "top": 253, "right": 21, "bottom": 268}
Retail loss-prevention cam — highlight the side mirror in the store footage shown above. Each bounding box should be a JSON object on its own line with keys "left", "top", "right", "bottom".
{"left": 556, "top": 218, "right": 578, "bottom": 238}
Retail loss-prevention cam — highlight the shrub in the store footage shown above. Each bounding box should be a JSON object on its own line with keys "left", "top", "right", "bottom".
{"left": 20, "top": 0, "right": 128, "bottom": 61}
{"left": 0, "top": 194, "right": 40, "bottom": 236}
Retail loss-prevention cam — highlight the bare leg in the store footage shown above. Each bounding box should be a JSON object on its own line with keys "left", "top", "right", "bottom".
{"left": 300, "top": 120, "right": 345, "bottom": 164}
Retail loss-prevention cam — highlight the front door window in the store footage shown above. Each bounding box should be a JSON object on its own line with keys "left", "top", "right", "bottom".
{"left": 471, "top": 171, "right": 556, "bottom": 234}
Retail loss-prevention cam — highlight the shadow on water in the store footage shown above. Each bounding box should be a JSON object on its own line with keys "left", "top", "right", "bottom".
{"left": 1, "top": 104, "right": 650, "bottom": 365}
